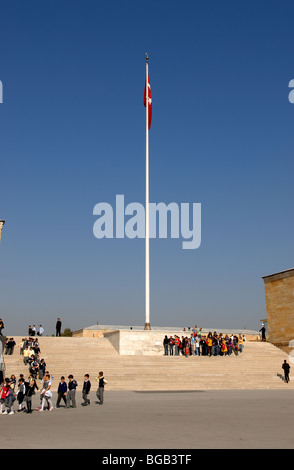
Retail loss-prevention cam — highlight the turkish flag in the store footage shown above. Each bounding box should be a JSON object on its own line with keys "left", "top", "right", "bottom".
{"left": 144, "top": 75, "right": 152, "bottom": 130}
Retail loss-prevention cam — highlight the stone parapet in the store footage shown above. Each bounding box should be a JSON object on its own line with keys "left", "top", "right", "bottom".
{"left": 72, "top": 328, "right": 105, "bottom": 338}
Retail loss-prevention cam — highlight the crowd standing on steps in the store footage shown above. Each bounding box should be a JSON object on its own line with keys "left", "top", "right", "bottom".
{"left": 163, "top": 327, "right": 246, "bottom": 357}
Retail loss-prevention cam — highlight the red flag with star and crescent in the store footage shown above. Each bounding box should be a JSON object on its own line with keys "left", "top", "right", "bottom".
{"left": 144, "top": 75, "right": 152, "bottom": 130}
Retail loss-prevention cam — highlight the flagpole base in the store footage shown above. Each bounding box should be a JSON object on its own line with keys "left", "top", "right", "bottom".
{"left": 144, "top": 322, "right": 151, "bottom": 330}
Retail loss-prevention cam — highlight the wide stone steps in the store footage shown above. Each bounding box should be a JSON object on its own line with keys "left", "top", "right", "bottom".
{"left": 2, "top": 336, "right": 292, "bottom": 391}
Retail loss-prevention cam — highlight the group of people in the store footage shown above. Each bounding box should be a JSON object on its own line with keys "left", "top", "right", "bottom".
{"left": 4, "top": 338, "right": 16, "bottom": 355}
{"left": 0, "top": 316, "right": 63, "bottom": 339}
{"left": 4, "top": 336, "right": 41, "bottom": 358}
{"left": 21, "top": 338, "right": 46, "bottom": 380}
{"left": 0, "top": 371, "right": 107, "bottom": 415}
{"left": 0, "top": 322, "right": 108, "bottom": 414}
{"left": 27, "top": 325, "right": 45, "bottom": 337}
{"left": 0, "top": 314, "right": 110, "bottom": 414}
{"left": 55, "top": 372, "right": 107, "bottom": 408}
{"left": 26, "top": 318, "right": 62, "bottom": 337}
{"left": 163, "top": 328, "right": 246, "bottom": 357}
{"left": 27, "top": 318, "right": 62, "bottom": 337}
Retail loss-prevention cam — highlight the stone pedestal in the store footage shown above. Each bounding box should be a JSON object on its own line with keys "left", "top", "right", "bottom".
{"left": 104, "top": 329, "right": 174, "bottom": 355}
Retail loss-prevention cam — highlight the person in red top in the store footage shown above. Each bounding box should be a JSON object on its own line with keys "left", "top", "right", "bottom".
{"left": 174, "top": 336, "right": 180, "bottom": 356}
{"left": 185, "top": 339, "right": 190, "bottom": 358}
{"left": 0, "top": 382, "right": 7, "bottom": 413}
{"left": 0, "top": 378, "right": 14, "bottom": 414}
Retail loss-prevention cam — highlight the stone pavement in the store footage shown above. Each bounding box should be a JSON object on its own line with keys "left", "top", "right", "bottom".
{"left": 1, "top": 389, "right": 294, "bottom": 449}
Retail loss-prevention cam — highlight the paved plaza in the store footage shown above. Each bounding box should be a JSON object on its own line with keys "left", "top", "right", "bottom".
{"left": 1, "top": 389, "right": 294, "bottom": 449}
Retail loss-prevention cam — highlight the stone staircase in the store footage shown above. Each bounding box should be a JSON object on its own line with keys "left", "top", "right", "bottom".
{"left": 2, "top": 336, "right": 293, "bottom": 391}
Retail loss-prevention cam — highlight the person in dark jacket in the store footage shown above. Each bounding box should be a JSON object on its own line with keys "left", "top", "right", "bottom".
{"left": 38, "top": 359, "right": 46, "bottom": 381}
{"left": 163, "top": 336, "right": 169, "bottom": 356}
{"left": 82, "top": 374, "right": 91, "bottom": 406}
{"left": 282, "top": 360, "right": 290, "bottom": 383}
{"left": 56, "top": 318, "right": 62, "bottom": 337}
{"left": 200, "top": 337, "right": 208, "bottom": 356}
{"left": 259, "top": 324, "right": 266, "bottom": 341}
{"left": 66, "top": 375, "right": 78, "bottom": 408}
{"left": 96, "top": 371, "right": 108, "bottom": 405}
{"left": 56, "top": 376, "right": 67, "bottom": 407}
{"left": 24, "top": 378, "right": 39, "bottom": 413}
{"left": 17, "top": 378, "right": 26, "bottom": 412}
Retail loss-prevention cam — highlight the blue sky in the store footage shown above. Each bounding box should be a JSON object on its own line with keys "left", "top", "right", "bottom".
{"left": 0, "top": 0, "right": 293, "bottom": 335}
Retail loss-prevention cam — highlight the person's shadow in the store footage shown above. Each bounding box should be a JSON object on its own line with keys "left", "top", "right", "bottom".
{"left": 277, "top": 373, "right": 286, "bottom": 382}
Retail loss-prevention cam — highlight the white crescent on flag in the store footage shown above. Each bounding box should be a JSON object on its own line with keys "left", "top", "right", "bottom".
{"left": 144, "top": 75, "right": 152, "bottom": 130}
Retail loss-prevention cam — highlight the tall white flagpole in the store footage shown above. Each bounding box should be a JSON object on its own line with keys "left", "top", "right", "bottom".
{"left": 145, "top": 53, "right": 151, "bottom": 330}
